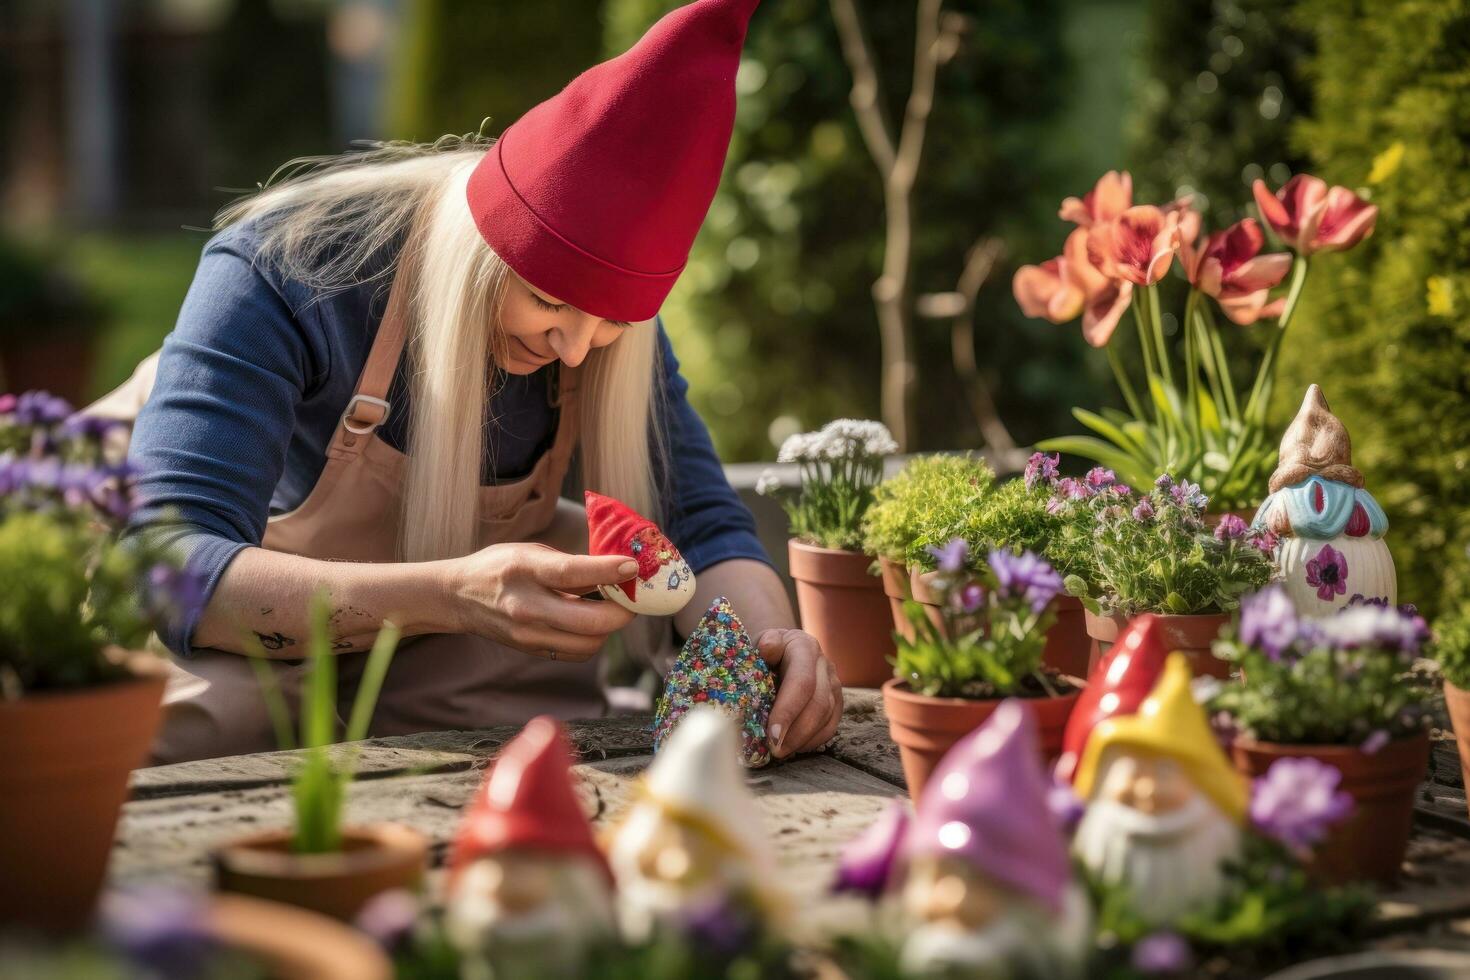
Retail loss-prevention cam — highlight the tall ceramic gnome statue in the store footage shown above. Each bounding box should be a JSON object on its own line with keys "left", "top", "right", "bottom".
{"left": 900, "top": 700, "right": 1091, "bottom": 978}
{"left": 1253, "top": 384, "right": 1395, "bottom": 615}
{"left": 608, "top": 706, "right": 780, "bottom": 942}
{"left": 445, "top": 716, "right": 615, "bottom": 973}
{"left": 1072, "top": 654, "right": 1248, "bottom": 925}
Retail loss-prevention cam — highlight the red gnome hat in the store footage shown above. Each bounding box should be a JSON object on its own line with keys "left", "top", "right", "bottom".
{"left": 586, "top": 490, "right": 672, "bottom": 602}
{"left": 467, "top": 0, "right": 761, "bottom": 323}
{"left": 449, "top": 716, "right": 609, "bottom": 882}
{"left": 1056, "top": 614, "right": 1172, "bottom": 782}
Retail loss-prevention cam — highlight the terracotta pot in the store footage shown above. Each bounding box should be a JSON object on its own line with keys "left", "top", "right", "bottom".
{"left": 908, "top": 566, "right": 948, "bottom": 636}
{"left": 878, "top": 556, "right": 913, "bottom": 641}
{"left": 1262, "top": 950, "right": 1470, "bottom": 979}
{"left": 788, "top": 540, "right": 895, "bottom": 688}
{"left": 1231, "top": 732, "right": 1431, "bottom": 886}
{"left": 0, "top": 673, "right": 165, "bottom": 932}
{"left": 1084, "top": 609, "right": 1230, "bottom": 679}
{"left": 0, "top": 332, "right": 98, "bottom": 406}
{"left": 208, "top": 893, "right": 392, "bottom": 980}
{"left": 1043, "top": 596, "right": 1091, "bottom": 678}
{"left": 215, "top": 824, "right": 427, "bottom": 921}
{"left": 883, "top": 677, "right": 1081, "bottom": 799}
{"left": 1444, "top": 680, "right": 1470, "bottom": 822}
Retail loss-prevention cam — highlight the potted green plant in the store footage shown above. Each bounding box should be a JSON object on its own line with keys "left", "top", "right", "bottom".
{"left": 1211, "top": 587, "right": 1434, "bottom": 885}
{"left": 0, "top": 392, "right": 198, "bottom": 932}
{"left": 1432, "top": 608, "right": 1470, "bottom": 822}
{"left": 758, "top": 418, "right": 898, "bottom": 688}
{"left": 1057, "top": 472, "right": 1275, "bottom": 677}
{"left": 882, "top": 541, "right": 1081, "bottom": 798}
{"left": 213, "top": 593, "right": 427, "bottom": 921}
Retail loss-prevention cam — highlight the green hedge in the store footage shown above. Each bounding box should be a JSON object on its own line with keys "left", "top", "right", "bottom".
{"left": 1279, "top": 0, "right": 1470, "bottom": 618}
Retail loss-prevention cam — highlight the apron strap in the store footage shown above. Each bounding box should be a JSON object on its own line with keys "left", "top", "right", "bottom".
{"left": 331, "top": 272, "right": 413, "bottom": 457}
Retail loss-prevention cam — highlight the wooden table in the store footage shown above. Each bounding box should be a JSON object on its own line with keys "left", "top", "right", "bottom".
{"left": 114, "top": 690, "right": 1470, "bottom": 954}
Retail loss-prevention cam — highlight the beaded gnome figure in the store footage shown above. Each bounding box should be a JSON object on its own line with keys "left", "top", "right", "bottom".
{"left": 898, "top": 700, "right": 1091, "bottom": 978}
{"left": 1253, "top": 385, "right": 1395, "bottom": 615}
{"left": 652, "top": 596, "right": 776, "bottom": 768}
{"left": 1056, "top": 614, "right": 1173, "bottom": 783}
{"left": 608, "top": 705, "right": 782, "bottom": 943}
{"left": 585, "top": 490, "right": 696, "bottom": 615}
{"left": 444, "top": 716, "right": 615, "bottom": 974}
{"left": 1072, "top": 655, "right": 1249, "bottom": 926}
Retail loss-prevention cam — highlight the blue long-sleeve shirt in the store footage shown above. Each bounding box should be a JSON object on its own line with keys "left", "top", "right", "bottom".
{"left": 128, "top": 220, "right": 768, "bottom": 655}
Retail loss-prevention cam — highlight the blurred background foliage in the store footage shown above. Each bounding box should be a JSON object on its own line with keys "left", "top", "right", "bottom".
{"left": 0, "top": 0, "right": 1465, "bottom": 614}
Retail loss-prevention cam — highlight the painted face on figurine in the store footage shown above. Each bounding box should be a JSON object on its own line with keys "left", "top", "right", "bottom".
{"left": 447, "top": 850, "right": 614, "bottom": 953}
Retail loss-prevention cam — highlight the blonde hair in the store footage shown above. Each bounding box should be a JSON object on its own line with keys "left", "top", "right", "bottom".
{"left": 217, "top": 137, "right": 664, "bottom": 561}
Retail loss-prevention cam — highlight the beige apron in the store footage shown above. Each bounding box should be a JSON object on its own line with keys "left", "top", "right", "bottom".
{"left": 97, "top": 272, "right": 625, "bottom": 765}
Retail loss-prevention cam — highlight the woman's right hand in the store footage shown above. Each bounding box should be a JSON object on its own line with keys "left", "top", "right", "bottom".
{"left": 447, "top": 542, "right": 638, "bottom": 661}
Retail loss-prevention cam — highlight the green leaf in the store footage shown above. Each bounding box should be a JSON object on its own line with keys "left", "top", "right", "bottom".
{"left": 1074, "top": 408, "right": 1146, "bottom": 457}
{"left": 1036, "top": 436, "right": 1151, "bottom": 487}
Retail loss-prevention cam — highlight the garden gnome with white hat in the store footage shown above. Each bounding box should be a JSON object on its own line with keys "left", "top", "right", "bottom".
{"left": 900, "top": 700, "right": 1091, "bottom": 978}
{"left": 1072, "top": 654, "right": 1249, "bottom": 925}
{"left": 444, "top": 716, "right": 614, "bottom": 973}
{"left": 607, "top": 705, "right": 781, "bottom": 942}
{"left": 1253, "top": 384, "right": 1396, "bottom": 615}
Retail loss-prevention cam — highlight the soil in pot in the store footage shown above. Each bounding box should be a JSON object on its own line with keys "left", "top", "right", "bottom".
{"left": 788, "top": 540, "right": 895, "bottom": 689}
{"left": 878, "top": 556, "right": 913, "bottom": 642}
{"left": 0, "top": 673, "right": 166, "bottom": 932}
{"left": 215, "top": 824, "right": 427, "bottom": 921}
{"left": 883, "top": 674, "right": 1082, "bottom": 800}
{"left": 1231, "top": 732, "right": 1431, "bottom": 886}
{"left": 1085, "top": 609, "right": 1231, "bottom": 679}
{"left": 1444, "top": 681, "right": 1470, "bottom": 823}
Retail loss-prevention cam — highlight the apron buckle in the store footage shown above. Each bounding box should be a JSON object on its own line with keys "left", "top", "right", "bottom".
{"left": 341, "top": 394, "right": 392, "bottom": 435}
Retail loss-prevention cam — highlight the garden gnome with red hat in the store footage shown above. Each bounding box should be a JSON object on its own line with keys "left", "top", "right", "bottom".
{"left": 445, "top": 716, "right": 614, "bottom": 973}
{"left": 1056, "top": 613, "right": 1173, "bottom": 782}
{"left": 585, "top": 490, "right": 696, "bottom": 616}
{"left": 1072, "top": 655, "right": 1249, "bottom": 925}
{"left": 899, "top": 700, "right": 1091, "bottom": 977}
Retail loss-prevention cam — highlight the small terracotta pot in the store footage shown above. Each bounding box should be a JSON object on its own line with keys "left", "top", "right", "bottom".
{"left": 908, "top": 566, "right": 948, "bottom": 636}
{"left": 215, "top": 824, "right": 427, "bottom": 921}
{"left": 1444, "top": 680, "right": 1470, "bottom": 822}
{"left": 0, "top": 673, "right": 165, "bottom": 932}
{"left": 208, "top": 893, "right": 392, "bottom": 980}
{"left": 1043, "top": 596, "right": 1091, "bottom": 678}
{"left": 883, "top": 677, "right": 1081, "bottom": 799}
{"left": 1231, "top": 732, "right": 1431, "bottom": 886}
{"left": 1085, "top": 609, "right": 1231, "bottom": 679}
{"left": 788, "top": 540, "right": 895, "bottom": 689}
{"left": 878, "top": 556, "right": 913, "bottom": 641}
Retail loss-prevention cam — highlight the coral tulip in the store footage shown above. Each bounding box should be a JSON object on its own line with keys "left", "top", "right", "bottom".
{"left": 1059, "top": 170, "right": 1132, "bottom": 227}
{"left": 1252, "top": 175, "right": 1378, "bottom": 255}
{"left": 1089, "top": 205, "right": 1181, "bottom": 286}
{"left": 1013, "top": 256, "right": 1085, "bottom": 324}
{"left": 1183, "top": 218, "right": 1292, "bottom": 325}
{"left": 1013, "top": 229, "right": 1132, "bottom": 347}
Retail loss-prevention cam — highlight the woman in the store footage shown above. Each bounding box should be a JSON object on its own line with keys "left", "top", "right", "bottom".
{"left": 115, "top": 0, "right": 842, "bottom": 763}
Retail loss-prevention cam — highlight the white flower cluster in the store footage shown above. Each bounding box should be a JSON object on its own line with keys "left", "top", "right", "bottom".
{"left": 755, "top": 469, "right": 783, "bottom": 496}
{"left": 776, "top": 418, "right": 897, "bottom": 462}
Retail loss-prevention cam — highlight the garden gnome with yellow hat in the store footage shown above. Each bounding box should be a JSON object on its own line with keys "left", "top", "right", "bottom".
{"left": 1253, "top": 384, "right": 1396, "bottom": 615}
{"left": 444, "top": 716, "right": 615, "bottom": 974}
{"left": 607, "top": 705, "right": 780, "bottom": 942}
{"left": 900, "top": 700, "right": 1091, "bottom": 978}
{"left": 1072, "top": 654, "right": 1249, "bottom": 925}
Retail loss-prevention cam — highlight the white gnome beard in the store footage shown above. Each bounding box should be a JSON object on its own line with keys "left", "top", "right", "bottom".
{"left": 600, "top": 558, "right": 696, "bottom": 616}
{"left": 609, "top": 804, "right": 749, "bottom": 942}
{"left": 445, "top": 857, "right": 613, "bottom": 959}
{"left": 1074, "top": 794, "right": 1241, "bottom": 925}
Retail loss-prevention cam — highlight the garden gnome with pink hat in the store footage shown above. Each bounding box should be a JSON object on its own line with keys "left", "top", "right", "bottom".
{"left": 899, "top": 700, "right": 1090, "bottom": 977}
{"left": 1253, "top": 384, "right": 1396, "bottom": 615}
{"left": 1072, "top": 655, "right": 1249, "bottom": 925}
{"left": 444, "top": 716, "right": 614, "bottom": 974}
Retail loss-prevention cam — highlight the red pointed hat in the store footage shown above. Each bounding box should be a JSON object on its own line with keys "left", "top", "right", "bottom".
{"left": 467, "top": 0, "right": 760, "bottom": 323}
{"left": 586, "top": 490, "right": 656, "bottom": 558}
{"left": 1056, "top": 613, "right": 1172, "bottom": 782}
{"left": 449, "top": 716, "right": 609, "bottom": 879}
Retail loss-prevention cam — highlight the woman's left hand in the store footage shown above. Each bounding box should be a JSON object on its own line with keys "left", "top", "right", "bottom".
{"left": 756, "top": 628, "right": 843, "bottom": 759}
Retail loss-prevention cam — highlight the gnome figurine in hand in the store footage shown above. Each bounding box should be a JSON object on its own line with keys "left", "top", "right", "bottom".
{"left": 1253, "top": 384, "right": 1395, "bottom": 615}
{"left": 899, "top": 700, "right": 1091, "bottom": 978}
{"left": 586, "top": 490, "right": 696, "bottom": 615}
{"left": 445, "top": 716, "right": 615, "bottom": 973}
{"left": 608, "top": 705, "right": 780, "bottom": 943}
{"left": 1072, "top": 654, "right": 1248, "bottom": 925}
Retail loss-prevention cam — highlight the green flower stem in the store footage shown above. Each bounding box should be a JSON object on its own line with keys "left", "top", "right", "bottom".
{"left": 1131, "top": 291, "right": 1164, "bottom": 429}
{"left": 1182, "top": 289, "right": 1202, "bottom": 440}
{"left": 1200, "top": 300, "right": 1240, "bottom": 419}
{"left": 1106, "top": 337, "right": 1149, "bottom": 424}
{"left": 1146, "top": 283, "right": 1175, "bottom": 392}
{"left": 1242, "top": 257, "right": 1310, "bottom": 427}
{"left": 1192, "top": 301, "right": 1229, "bottom": 423}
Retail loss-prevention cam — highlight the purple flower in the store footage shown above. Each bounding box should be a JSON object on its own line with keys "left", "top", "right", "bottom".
{"left": 1214, "top": 514, "right": 1249, "bottom": 541}
{"left": 1109, "top": 482, "right": 1134, "bottom": 497}
{"left": 148, "top": 561, "right": 209, "bottom": 625}
{"left": 1085, "top": 466, "right": 1117, "bottom": 489}
{"left": 1047, "top": 777, "right": 1085, "bottom": 831}
{"left": 100, "top": 886, "right": 215, "bottom": 976}
{"left": 927, "top": 537, "right": 969, "bottom": 574}
{"left": 1045, "top": 497, "right": 1066, "bottom": 515}
{"left": 1250, "top": 757, "right": 1354, "bottom": 856}
{"left": 1248, "top": 528, "right": 1280, "bottom": 554}
{"left": 1154, "top": 473, "right": 1175, "bottom": 491}
{"left": 0, "top": 393, "right": 15, "bottom": 414}
{"left": 954, "top": 582, "right": 985, "bottom": 615}
{"left": 1169, "top": 478, "right": 1208, "bottom": 511}
{"left": 1238, "top": 586, "right": 1299, "bottom": 661}
{"left": 1024, "top": 451, "right": 1060, "bottom": 490}
{"left": 1132, "top": 931, "right": 1193, "bottom": 974}
{"left": 61, "top": 413, "right": 127, "bottom": 442}
{"left": 832, "top": 801, "right": 909, "bottom": 899}
{"left": 355, "top": 889, "right": 420, "bottom": 951}
{"left": 681, "top": 891, "right": 760, "bottom": 957}
{"left": 1132, "top": 498, "right": 1156, "bottom": 521}
{"left": 1361, "top": 730, "right": 1390, "bottom": 755}
{"left": 1305, "top": 544, "right": 1349, "bottom": 601}
{"left": 13, "top": 390, "right": 74, "bottom": 426}
{"left": 1056, "top": 476, "right": 1092, "bottom": 500}
{"left": 987, "top": 548, "right": 1063, "bottom": 613}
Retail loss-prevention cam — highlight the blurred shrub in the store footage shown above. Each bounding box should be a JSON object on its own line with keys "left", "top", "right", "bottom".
{"left": 1279, "top": 0, "right": 1470, "bottom": 618}
{"left": 0, "top": 238, "right": 105, "bottom": 341}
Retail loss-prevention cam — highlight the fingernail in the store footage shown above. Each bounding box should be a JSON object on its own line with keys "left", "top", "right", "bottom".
{"left": 769, "top": 722, "right": 784, "bottom": 751}
{"left": 617, "top": 560, "right": 637, "bottom": 577}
